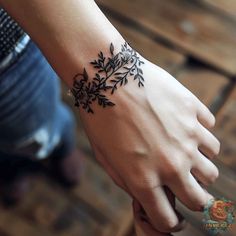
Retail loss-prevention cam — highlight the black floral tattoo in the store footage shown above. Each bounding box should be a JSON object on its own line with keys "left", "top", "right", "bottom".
{"left": 71, "top": 42, "right": 145, "bottom": 113}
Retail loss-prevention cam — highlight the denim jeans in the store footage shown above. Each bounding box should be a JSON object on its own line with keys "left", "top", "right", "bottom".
{"left": 0, "top": 40, "right": 76, "bottom": 160}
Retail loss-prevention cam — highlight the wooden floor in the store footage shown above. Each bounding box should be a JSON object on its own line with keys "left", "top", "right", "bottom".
{"left": 0, "top": 0, "right": 236, "bottom": 235}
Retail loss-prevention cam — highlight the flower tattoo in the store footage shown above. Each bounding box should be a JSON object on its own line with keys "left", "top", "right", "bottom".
{"left": 70, "top": 42, "right": 145, "bottom": 113}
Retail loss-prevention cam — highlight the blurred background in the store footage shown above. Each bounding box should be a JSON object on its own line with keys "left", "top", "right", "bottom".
{"left": 0, "top": 0, "right": 236, "bottom": 235}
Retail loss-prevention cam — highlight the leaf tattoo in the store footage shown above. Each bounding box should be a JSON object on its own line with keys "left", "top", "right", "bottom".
{"left": 71, "top": 42, "right": 145, "bottom": 113}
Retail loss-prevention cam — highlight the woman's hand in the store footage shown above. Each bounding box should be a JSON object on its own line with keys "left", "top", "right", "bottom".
{"left": 78, "top": 53, "right": 220, "bottom": 233}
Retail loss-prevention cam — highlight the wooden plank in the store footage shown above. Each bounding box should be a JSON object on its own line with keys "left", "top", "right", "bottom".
{"left": 202, "top": 0, "right": 236, "bottom": 18}
{"left": 209, "top": 159, "right": 236, "bottom": 202}
{"left": 72, "top": 157, "right": 132, "bottom": 235}
{"left": 11, "top": 178, "right": 107, "bottom": 236}
{"left": 112, "top": 209, "right": 133, "bottom": 236}
{"left": 0, "top": 206, "right": 53, "bottom": 236}
{"left": 214, "top": 87, "right": 236, "bottom": 172}
{"left": 0, "top": 153, "right": 132, "bottom": 236}
{"left": 108, "top": 18, "right": 186, "bottom": 73}
{"left": 176, "top": 64, "right": 228, "bottom": 106}
{"left": 97, "top": 0, "right": 236, "bottom": 76}
{"left": 0, "top": 228, "right": 11, "bottom": 236}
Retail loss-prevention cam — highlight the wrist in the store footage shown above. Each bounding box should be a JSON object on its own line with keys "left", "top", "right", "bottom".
{"left": 44, "top": 15, "right": 126, "bottom": 88}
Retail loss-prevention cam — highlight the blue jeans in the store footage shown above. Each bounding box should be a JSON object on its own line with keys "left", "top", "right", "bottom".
{"left": 0, "top": 40, "right": 76, "bottom": 160}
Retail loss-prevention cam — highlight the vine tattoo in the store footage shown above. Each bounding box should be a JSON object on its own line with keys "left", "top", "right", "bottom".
{"left": 71, "top": 42, "right": 145, "bottom": 113}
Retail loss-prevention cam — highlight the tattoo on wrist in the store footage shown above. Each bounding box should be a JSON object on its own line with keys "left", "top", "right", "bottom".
{"left": 70, "top": 42, "right": 145, "bottom": 113}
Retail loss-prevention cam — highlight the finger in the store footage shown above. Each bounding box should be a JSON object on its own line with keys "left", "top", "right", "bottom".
{"left": 168, "top": 171, "right": 214, "bottom": 212}
{"left": 132, "top": 185, "right": 184, "bottom": 233}
{"left": 191, "top": 152, "right": 219, "bottom": 186}
{"left": 196, "top": 102, "right": 216, "bottom": 129}
{"left": 163, "top": 186, "right": 187, "bottom": 230}
{"left": 197, "top": 124, "right": 220, "bottom": 159}
{"left": 139, "top": 187, "right": 186, "bottom": 228}
{"left": 133, "top": 199, "right": 173, "bottom": 236}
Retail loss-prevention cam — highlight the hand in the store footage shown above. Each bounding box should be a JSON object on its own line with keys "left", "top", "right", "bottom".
{"left": 79, "top": 53, "right": 220, "bottom": 233}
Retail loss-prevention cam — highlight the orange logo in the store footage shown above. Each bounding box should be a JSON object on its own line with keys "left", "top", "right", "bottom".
{"left": 203, "top": 198, "right": 235, "bottom": 234}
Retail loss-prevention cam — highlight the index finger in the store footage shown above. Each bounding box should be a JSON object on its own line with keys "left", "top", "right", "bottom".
{"left": 132, "top": 185, "right": 185, "bottom": 233}
{"left": 133, "top": 199, "right": 173, "bottom": 236}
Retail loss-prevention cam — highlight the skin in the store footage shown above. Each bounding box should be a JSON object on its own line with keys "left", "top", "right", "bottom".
{"left": 0, "top": 0, "right": 220, "bottom": 234}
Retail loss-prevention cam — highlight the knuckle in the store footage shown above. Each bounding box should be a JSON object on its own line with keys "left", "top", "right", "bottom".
{"left": 184, "top": 96, "right": 196, "bottom": 110}
{"left": 182, "top": 143, "right": 196, "bottom": 159}
{"left": 130, "top": 175, "right": 157, "bottom": 195}
{"left": 162, "top": 159, "right": 182, "bottom": 181}
{"left": 133, "top": 187, "right": 154, "bottom": 202}
{"left": 132, "top": 182, "right": 149, "bottom": 193}
{"left": 182, "top": 120, "right": 198, "bottom": 140}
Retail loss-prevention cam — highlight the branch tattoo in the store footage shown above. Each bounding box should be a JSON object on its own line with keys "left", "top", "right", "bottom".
{"left": 71, "top": 42, "right": 145, "bottom": 113}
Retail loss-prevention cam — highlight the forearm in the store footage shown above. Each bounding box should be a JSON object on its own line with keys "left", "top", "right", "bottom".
{"left": 0, "top": 0, "right": 125, "bottom": 87}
